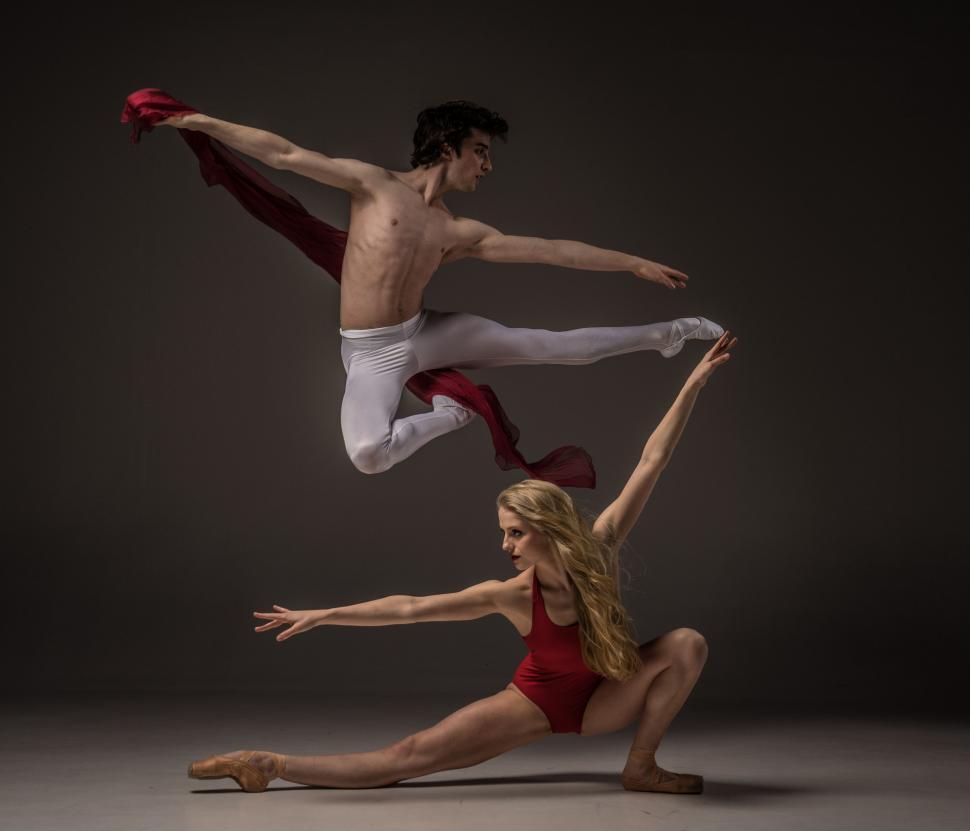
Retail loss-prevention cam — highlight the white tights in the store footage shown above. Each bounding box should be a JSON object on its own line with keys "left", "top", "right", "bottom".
{"left": 339, "top": 309, "right": 721, "bottom": 474}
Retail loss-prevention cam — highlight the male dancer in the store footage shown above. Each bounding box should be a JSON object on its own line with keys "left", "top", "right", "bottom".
{"left": 148, "top": 98, "right": 722, "bottom": 476}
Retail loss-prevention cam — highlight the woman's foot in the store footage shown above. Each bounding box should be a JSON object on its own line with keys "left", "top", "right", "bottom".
{"left": 620, "top": 748, "right": 703, "bottom": 794}
{"left": 187, "top": 749, "right": 286, "bottom": 792}
{"left": 660, "top": 317, "right": 724, "bottom": 358}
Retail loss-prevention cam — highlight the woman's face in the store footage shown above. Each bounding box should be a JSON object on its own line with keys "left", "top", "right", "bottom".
{"left": 498, "top": 506, "right": 553, "bottom": 571}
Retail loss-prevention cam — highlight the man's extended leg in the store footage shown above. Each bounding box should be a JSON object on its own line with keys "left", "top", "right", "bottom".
{"left": 412, "top": 311, "right": 723, "bottom": 371}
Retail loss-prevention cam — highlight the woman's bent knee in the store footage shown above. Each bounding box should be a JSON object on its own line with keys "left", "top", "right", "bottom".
{"left": 669, "top": 627, "right": 708, "bottom": 666}
{"left": 649, "top": 628, "right": 707, "bottom": 668}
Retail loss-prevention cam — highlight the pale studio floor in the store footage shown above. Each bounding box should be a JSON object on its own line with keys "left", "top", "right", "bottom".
{"left": 1, "top": 694, "right": 967, "bottom": 831}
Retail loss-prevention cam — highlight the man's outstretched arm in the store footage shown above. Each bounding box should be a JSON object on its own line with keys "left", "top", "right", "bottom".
{"left": 160, "top": 113, "right": 375, "bottom": 194}
{"left": 454, "top": 220, "right": 689, "bottom": 289}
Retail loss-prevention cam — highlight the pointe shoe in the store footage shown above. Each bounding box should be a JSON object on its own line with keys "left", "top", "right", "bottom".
{"left": 620, "top": 749, "right": 703, "bottom": 794}
{"left": 187, "top": 750, "right": 285, "bottom": 792}
{"left": 621, "top": 768, "right": 704, "bottom": 794}
{"left": 659, "top": 317, "right": 724, "bottom": 358}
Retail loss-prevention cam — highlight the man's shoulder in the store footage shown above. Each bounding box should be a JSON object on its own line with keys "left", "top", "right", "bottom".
{"left": 358, "top": 161, "right": 401, "bottom": 186}
{"left": 445, "top": 212, "right": 494, "bottom": 237}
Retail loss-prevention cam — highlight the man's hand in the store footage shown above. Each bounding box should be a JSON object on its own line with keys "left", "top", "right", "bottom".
{"left": 253, "top": 605, "right": 322, "bottom": 642}
{"left": 687, "top": 332, "right": 737, "bottom": 387}
{"left": 633, "top": 258, "right": 689, "bottom": 290}
{"left": 158, "top": 113, "right": 200, "bottom": 128}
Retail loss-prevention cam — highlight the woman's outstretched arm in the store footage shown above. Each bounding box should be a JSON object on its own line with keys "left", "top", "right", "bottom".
{"left": 593, "top": 332, "right": 736, "bottom": 548}
{"left": 253, "top": 580, "right": 505, "bottom": 641}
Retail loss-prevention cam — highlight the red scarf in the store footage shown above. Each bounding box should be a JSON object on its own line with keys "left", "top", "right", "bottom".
{"left": 121, "top": 89, "right": 595, "bottom": 487}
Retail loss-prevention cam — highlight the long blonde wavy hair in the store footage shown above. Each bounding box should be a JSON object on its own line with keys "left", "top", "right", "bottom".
{"left": 497, "top": 480, "right": 642, "bottom": 681}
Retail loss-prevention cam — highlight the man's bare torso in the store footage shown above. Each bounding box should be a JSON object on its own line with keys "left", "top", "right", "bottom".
{"left": 339, "top": 168, "right": 475, "bottom": 329}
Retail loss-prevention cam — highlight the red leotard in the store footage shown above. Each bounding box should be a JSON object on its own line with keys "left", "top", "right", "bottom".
{"left": 511, "top": 572, "right": 603, "bottom": 733}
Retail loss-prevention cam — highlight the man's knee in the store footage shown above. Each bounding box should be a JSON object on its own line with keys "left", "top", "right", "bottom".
{"left": 547, "top": 328, "right": 607, "bottom": 364}
{"left": 345, "top": 438, "right": 392, "bottom": 475}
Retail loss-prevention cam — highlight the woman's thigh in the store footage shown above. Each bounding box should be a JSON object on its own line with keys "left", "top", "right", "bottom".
{"left": 579, "top": 631, "right": 683, "bottom": 736}
{"left": 403, "top": 688, "right": 552, "bottom": 777}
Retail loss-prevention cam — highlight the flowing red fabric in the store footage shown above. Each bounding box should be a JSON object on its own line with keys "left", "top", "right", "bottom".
{"left": 121, "top": 89, "right": 595, "bottom": 487}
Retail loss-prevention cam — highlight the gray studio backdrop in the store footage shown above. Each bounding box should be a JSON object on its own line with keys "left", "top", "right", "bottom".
{"left": 7, "top": 4, "right": 966, "bottom": 708}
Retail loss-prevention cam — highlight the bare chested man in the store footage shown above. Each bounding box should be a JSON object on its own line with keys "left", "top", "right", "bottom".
{"left": 159, "top": 101, "right": 722, "bottom": 474}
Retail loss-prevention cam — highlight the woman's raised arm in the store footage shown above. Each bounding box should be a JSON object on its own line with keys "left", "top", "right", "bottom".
{"left": 253, "top": 580, "right": 505, "bottom": 642}
{"left": 593, "top": 332, "right": 736, "bottom": 548}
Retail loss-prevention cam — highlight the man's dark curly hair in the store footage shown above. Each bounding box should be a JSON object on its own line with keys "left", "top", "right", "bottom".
{"left": 410, "top": 100, "right": 509, "bottom": 168}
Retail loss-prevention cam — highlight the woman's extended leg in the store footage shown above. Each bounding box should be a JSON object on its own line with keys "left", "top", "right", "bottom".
{"left": 413, "top": 311, "right": 724, "bottom": 371}
{"left": 580, "top": 627, "right": 709, "bottom": 792}
{"left": 190, "top": 689, "right": 551, "bottom": 790}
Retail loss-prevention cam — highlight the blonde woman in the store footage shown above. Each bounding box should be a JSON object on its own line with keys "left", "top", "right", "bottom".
{"left": 189, "top": 332, "right": 736, "bottom": 795}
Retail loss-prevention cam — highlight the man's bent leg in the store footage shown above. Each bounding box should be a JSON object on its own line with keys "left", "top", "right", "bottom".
{"left": 341, "top": 347, "right": 475, "bottom": 475}
{"left": 411, "top": 311, "right": 723, "bottom": 371}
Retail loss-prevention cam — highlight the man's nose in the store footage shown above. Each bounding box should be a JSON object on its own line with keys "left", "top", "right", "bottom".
{"left": 482, "top": 156, "right": 492, "bottom": 172}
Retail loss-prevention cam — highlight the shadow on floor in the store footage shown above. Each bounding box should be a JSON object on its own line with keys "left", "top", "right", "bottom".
{"left": 696, "top": 780, "right": 824, "bottom": 803}
{"left": 190, "top": 772, "right": 616, "bottom": 795}
{"left": 192, "top": 774, "right": 823, "bottom": 804}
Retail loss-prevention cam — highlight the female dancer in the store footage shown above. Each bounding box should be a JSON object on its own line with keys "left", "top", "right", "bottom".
{"left": 189, "top": 332, "right": 736, "bottom": 794}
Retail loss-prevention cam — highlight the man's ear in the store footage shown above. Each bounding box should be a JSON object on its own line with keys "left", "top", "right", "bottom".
{"left": 439, "top": 143, "right": 455, "bottom": 162}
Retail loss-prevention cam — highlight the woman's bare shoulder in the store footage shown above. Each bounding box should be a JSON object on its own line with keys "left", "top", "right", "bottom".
{"left": 490, "top": 569, "right": 532, "bottom": 607}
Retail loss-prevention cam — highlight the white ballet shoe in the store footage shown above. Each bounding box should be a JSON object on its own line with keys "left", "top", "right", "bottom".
{"left": 660, "top": 317, "right": 724, "bottom": 358}
{"left": 432, "top": 395, "right": 476, "bottom": 425}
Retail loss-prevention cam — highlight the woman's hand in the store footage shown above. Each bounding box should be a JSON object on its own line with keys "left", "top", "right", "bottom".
{"left": 253, "top": 605, "right": 323, "bottom": 642}
{"left": 687, "top": 331, "right": 737, "bottom": 388}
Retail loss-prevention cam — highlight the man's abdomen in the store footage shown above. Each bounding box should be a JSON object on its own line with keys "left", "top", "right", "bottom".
{"left": 339, "top": 263, "right": 432, "bottom": 330}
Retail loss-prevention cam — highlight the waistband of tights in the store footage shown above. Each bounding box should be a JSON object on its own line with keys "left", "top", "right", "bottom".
{"left": 339, "top": 310, "right": 426, "bottom": 344}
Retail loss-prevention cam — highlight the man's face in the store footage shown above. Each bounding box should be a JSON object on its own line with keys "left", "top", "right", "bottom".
{"left": 447, "top": 128, "right": 493, "bottom": 192}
